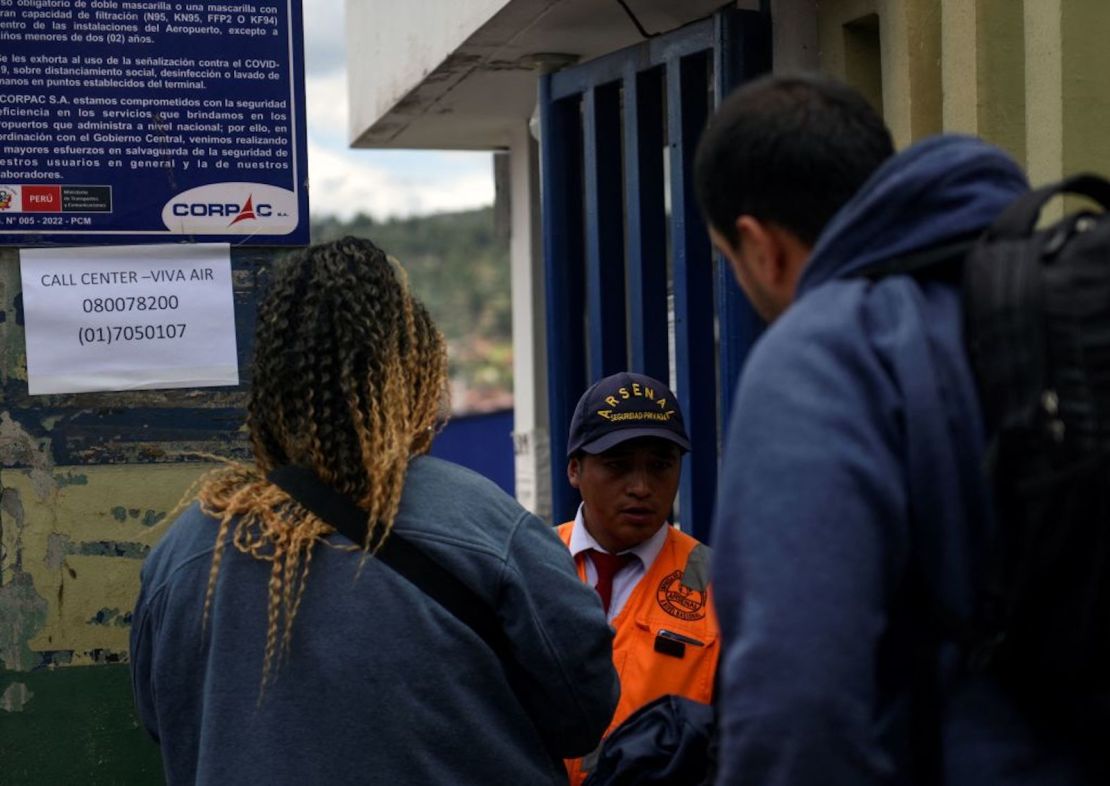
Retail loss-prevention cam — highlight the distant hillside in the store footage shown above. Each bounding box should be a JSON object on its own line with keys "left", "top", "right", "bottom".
{"left": 311, "top": 208, "right": 512, "bottom": 413}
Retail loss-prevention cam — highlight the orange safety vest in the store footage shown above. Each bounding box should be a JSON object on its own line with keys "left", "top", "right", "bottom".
{"left": 557, "top": 521, "right": 719, "bottom": 786}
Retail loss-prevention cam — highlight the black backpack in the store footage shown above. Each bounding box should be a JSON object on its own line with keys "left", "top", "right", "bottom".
{"left": 869, "top": 174, "right": 1110, "bottom": 733}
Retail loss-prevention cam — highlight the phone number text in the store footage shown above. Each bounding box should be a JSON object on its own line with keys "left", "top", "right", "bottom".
{"left": 82, "top": 295, "right": 180, "bottom": 313}
{"left": 77, "top": 323, "right": 188, "bottom": 346}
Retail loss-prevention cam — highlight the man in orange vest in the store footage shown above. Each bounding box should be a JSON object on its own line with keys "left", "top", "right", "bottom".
{"left": 557, "top": 371, "right": 719, "bottom": 786}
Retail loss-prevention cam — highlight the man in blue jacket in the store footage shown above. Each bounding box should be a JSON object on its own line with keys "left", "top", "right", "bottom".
{"left": 695, "top": 74, "right": 1098, "bottom": 783}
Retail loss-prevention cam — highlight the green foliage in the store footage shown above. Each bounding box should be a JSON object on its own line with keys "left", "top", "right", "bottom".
{"left": 311, "top": 208, "right": 513, "bottom": 411}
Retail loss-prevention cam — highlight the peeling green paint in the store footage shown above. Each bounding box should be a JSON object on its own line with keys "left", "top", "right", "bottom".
{"left": 0, "top": 681, "right": 32, "bottom": 712}
{"left": 88, "top": 608, "right": 133, "bottom": 627}
{"left": 0, "top": 412, "right": 57, "bottom": 500}
{"left": 0, "top": 571, "right": 48, "bottom": 671}
{"left": 46, "top": 532, "right": 150, "bottom": 564}
{"left": 0, "top": 248, "right": 267, "bottom": 779}
{"left": 1, "top": 485, "right": 25, "bottom": 573}
{"left": 0, "top": 249, "right": 24, "bottom": 387}
{"left": 77, "top": 541, "right": 150, "bottom": 559}
{"left": 34, "top": 650, "right": 73, "bottom": 668}
{"left": 3, "top": 464, "right": 213, "bottom": 671}
{"left": 110, "top": 506, "right": 166, "bottom": 527}
{"left": 43, "top": 533, "right": 69, "bottom": 571}
{"left": 1, "top": 485, "right": 24, "bottom": 522}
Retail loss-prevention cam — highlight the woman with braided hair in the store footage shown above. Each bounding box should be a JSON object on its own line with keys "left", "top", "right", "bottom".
{"left": 130, "top": 237, "right": 618, "bottom": 786}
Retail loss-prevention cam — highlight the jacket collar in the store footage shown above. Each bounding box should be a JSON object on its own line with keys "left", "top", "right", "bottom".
{"left": 797, "top": 134, "right": 1029, "bottom": 296}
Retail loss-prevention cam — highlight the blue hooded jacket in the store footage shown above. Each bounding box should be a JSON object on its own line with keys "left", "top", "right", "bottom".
{"left": 130, "top": 456, "right": 619, "bottom": 786}
{"left": 712, "top": 136, "right": 1099, "bottom": 784}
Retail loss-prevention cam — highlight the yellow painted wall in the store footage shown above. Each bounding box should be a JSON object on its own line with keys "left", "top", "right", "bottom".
{"left": 818, "top": 0, "right": 942, "bottom": 149}
{"left": 941, "top": 0, "right": 1026, "bottom": 166}
{"left": 815, "top": 0, "right": 1108, "bottom": 186}
{"left": 2, "top": 463, "right": 213, "bottom": 670}
{"left": 1060, "top": 0, "right": 1110, "bottom": 178}
{"left": 977, "top": 0, "right": 1026, "bottom": 167}
{"left": 1, "top": 241, "right": 259, "bottom": 778}
{"left": 1024, "top": 0, "right": 1064, "bottom": 186}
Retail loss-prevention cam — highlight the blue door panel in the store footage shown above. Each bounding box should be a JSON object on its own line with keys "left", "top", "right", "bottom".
{"left": 540, "top": 9, "right": 771, "bottom": 537}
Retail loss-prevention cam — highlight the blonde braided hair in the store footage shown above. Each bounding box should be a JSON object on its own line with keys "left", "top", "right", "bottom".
{"left": 195, "top": 237, "right": 449, "bottom": 693}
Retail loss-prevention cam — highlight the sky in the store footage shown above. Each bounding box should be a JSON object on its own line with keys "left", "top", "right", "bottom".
{"left": 301, "top": 0, "right": 496, "bottom": 220}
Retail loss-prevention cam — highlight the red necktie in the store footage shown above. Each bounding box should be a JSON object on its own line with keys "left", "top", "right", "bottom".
{"left": 588, "top": 549, "right": 633, "bottom": 614}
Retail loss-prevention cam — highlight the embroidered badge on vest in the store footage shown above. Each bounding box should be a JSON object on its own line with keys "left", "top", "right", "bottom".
{"left": 656, "top": 570, "right": 707, "bottom": 621}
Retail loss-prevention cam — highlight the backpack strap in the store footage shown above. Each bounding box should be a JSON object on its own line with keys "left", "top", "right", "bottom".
{"left": 852, "top": 230, "right": 1024, "bottom": 662}
{"left": 853, "top": 233, "right": 979, "bottom": 281}
{"left": 266, "top": 465, "right": 512, "bottom": 662}
{"left": 268, "top": 465, "right": 571, "bottom": 765}
{"left": 989, "top": 173, "right": 1110, "bottom": 238}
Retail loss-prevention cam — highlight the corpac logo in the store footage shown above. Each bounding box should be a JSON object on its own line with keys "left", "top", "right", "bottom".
{"left": 163, "top": 183, "right": 297, "bottom": 235}
{"left": 169, "top": 194, "right": 273, "bottom": 224}
{"left": 229, "top": 195, "right": 259, "bottom": 226}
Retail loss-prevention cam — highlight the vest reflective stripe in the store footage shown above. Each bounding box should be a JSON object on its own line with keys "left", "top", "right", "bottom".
{"left": 557, "top": 521, "right": 719, "bottom": 786}
{"left": 682, "top": 542, "right": 712, "bottom": 591}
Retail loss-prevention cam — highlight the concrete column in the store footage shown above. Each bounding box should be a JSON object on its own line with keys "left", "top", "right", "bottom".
{"left": 941, "top": 0, "right": 978, "bottom": 134}
{"left": 770, "top": 0, "right": 820, "bottom": 73}
{"left": 1020, "top": 0, "right": 1110, "bottom": 217}
{"left": 507, "top": 122, "right": 551, "bottom": 522}
{"left": 943, "top": 0, "right": 1026, "bottom": 166}
{"left": 1021, "top": 0, "right": 1110, "bottom": 220}
{"left": 818, "top": 0, "right": 942, "bottom": 149}
{"left": 1060, "top": 0, "right": 1110, "bottom": 178}
{"left": 1024, "top": 0, "right": 1064, "bottom": 190}
{"left": 817, "top": 0, "right": 880, "bottom": 96}
{"left": 883, "top": 0, "right": 942, "bottom": 147}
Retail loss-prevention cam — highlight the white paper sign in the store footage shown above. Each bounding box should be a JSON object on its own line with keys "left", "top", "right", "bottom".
{"left": 20, "top": 244, "right": 239, "bottom": 395}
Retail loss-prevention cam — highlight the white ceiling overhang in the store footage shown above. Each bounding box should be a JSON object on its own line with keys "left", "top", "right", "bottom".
{"left": 346, "top": 0, "right": 737, "bottom": 150}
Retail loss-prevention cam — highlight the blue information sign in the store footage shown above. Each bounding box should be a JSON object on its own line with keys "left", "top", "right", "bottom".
{"left": 0, "top": 0, "right": 308, "bottom": 245}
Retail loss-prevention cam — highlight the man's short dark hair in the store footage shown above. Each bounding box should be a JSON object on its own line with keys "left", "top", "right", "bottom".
{"left": 694, "top": 73, "right": 894, "bottom": 247}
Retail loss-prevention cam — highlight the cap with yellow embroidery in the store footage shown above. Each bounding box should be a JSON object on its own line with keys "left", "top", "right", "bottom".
{"left": 566, "top": 371, "right": 690, "bottom": 457}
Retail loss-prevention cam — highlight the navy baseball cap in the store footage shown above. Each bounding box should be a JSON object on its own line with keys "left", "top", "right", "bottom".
{"left": 566, "top": 372, "right": 690, "bottom": 457}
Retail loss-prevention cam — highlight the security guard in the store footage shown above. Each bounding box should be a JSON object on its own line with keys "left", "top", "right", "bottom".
{"left": 558, "top": 371, "right": 719, "bottom": 786}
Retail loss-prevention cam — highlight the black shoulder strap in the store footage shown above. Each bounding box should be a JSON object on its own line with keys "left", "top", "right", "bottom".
{"left": 989, "top": 173, "right": 1110, "bottom": 238}
{"left": 853, "top": 233, "right": 980, "bottom": 281}
{"left": 266, "top": 465, "right": 511, "bottom": 661}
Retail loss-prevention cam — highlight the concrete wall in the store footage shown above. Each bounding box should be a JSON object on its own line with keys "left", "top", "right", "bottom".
{"left": 817, "top": 0, "right": 942, "bottom": 149}
{"left": 794, "top": 0, "right": 1110, "bottom": 182}
{"left": 0, "top": 246, "right": 268, "bottom": 782}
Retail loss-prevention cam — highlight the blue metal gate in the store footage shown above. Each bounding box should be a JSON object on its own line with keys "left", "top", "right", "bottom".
{"left": 540, "top": 8, "right": 770, "bottom": 541}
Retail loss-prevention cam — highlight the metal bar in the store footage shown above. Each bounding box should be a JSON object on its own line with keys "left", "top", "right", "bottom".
{"left": 540, "top": 76, "right": 587, "bottom": 525}
{"left": 714, "top": 9, "right": 771, "bottom": 430}
{"left": 667, "top": 51, "right": 717, "bottom": 543}
{"left": 624, "top": 65, "right": 669, "bottom": 382}
{"left": 550, "top": 16, "right": 715, "bottom": 100}
{"left": 583, "top": 82, "right": 627, "bottom": 380}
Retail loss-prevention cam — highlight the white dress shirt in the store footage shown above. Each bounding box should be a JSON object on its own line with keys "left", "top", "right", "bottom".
{"left": 567, "top": 503, "right": 670, "bottom": 622}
